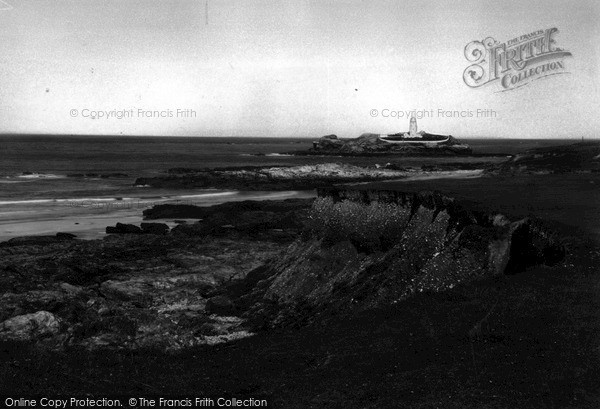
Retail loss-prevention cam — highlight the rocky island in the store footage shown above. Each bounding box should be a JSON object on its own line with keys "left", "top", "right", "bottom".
{"left": 295, "top": 117, "right": 472, "bottom": 156}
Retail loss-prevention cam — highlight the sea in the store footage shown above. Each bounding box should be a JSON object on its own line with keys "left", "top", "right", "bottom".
{"left": 0, "top": 135, "right": 575, "bottom": 240}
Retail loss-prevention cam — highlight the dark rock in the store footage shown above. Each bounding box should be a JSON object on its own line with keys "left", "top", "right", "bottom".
{"left": 56, "top": 232, "right": 77, "bottom": 239}
{"left": 143, "top": 199, "right": 312, "bottom": 220}
{"left": 100, "top": 280, "right": 153, "bottom": 306}
{"left": 105, "top": 223, "right": 142, "bottom": 234}
{"left": 0, "top": 311, "right": 61, "bottom": 342}
{"left": 53, "top": 263, "right": 116, "bottom": 286}
{"left": 59, "top": 282, "right": 84, "bottom": 295}
{"left": 0, "top": 291, "right": 70, "bottom": 322}
{"left": 144, "top": 204, "right": 207, "bottom": 219}
{"left": 170, "top": 206, "right": 307, "bottom": 241}
{"left": 504, "top": 218, "right": 565, "bottom": 274}
{"left": 140, "top": 222, "right": 169, "bottom": 235}
{"left": 205, "top": 295, "right": 236, "bottom": 316}
{"left": 116, "top": 223, "right": 141, "bottom": 233}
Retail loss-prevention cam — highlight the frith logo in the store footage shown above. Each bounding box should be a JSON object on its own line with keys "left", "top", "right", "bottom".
{"left": 463, "top": 28, "right": 572, "bottom": 91}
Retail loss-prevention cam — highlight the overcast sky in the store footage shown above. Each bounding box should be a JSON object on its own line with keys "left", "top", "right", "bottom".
{"left": 0, "top": 0, "right": 598, "bottom": 138}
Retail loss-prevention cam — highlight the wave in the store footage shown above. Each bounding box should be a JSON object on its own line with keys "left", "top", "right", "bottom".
{"left": 0, "top": 173, "right": 67, "bottom": 183}
{"left": 0, "top": 197, "right": 132, "bottom": 206}
{"left": 0, "top": 199, "right": 59, "bottom": 206}
{"left": 0, "top": 180, "right": 29, "bottom": 184}
{"left": 0, "top": 197, "right": 117, "bottom": 206}
{"left": 239, "top": 153, "right": 294, "bottom": 157}
{"left": 0, "top": 191, "right": 239, "bottom": 207}
{"left": 237, "top": 190, "right": 316, "bottom": 200}
{"left": 175, "top": 192, "right": 238, "bottom": 200}
{"left": 17, "top": 172, "right": 66, "bottom": 179}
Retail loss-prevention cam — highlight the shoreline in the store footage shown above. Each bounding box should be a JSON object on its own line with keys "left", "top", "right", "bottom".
{"left": 0, "top": 165, "right": 489, "bottom": 242}
{"left": 0, "top": 190, "right": 317, "bottom": 241}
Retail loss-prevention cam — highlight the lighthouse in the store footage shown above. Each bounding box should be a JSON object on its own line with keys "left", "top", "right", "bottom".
{"left": 409, "top": 116, "right": 418, "bottom": 138}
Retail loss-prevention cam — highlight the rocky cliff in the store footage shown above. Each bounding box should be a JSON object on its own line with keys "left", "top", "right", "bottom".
{"left": 230, "top": 189, "right": 564, "bottom": 328}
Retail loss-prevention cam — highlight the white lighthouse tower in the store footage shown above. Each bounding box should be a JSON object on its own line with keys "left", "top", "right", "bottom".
{"left": 409, "top": 116, "right": 418, "bottom": 138}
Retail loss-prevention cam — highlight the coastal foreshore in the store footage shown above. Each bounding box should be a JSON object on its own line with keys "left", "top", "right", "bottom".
{"left": 1, "top": 141, "right": 600, "bottom": 407}
{"left": 0, "top": 162, "right": 490, "bottom": 241}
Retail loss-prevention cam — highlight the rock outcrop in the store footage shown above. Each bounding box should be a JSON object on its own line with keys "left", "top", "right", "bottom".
{"left": 134, "top": 163, "right": 412, "bottom": 190}
{"left": 143, "top": 199, "right": 312, "bottom": 220}
{"left": 0, "top": 311, "right": 61, "bottom": 342}
{"left": 0, "top": 199, "right": 314, "bottom": 351}
{"left": 140, "top": 222, "right": 170, "bottom": 235}
{"left": 0, "top": 192, "right": 565, "bottom": 351}
{"left": 229, "top": 189, "right": 564, "bottom": 329}
{"left": 106, "top": 223, "right": 142, "bottom": 234}
{"left": 105, "top": 222, "right": 170, "bottom": 235}
{"left": 489, "top": 142, "right": 600, "bottom": 175}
